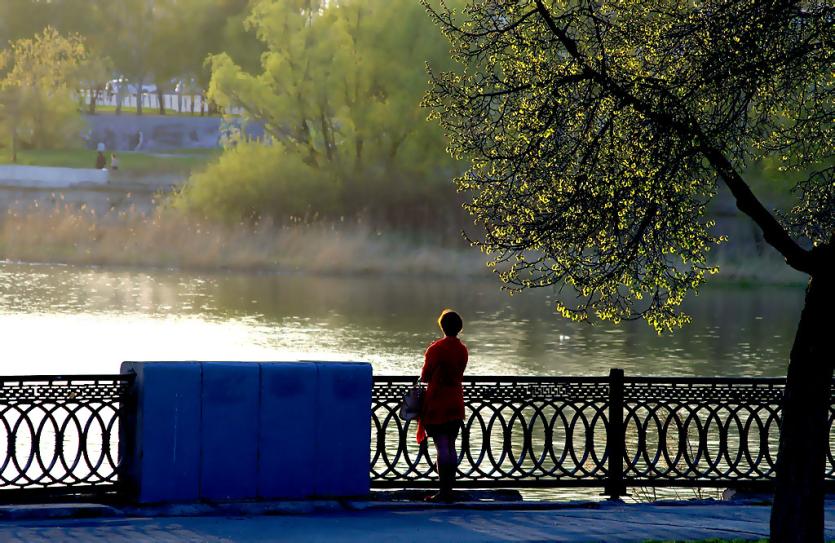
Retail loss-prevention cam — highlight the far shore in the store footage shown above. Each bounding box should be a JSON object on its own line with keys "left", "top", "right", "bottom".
{"left": 0, "top": 208, "right": 489, "bottom": 279}
{"left": 0, "top": 207, "right": 807, "bottom": 287}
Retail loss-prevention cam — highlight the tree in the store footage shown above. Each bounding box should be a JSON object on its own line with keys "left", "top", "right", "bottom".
{"left": 178, "top": 0, "right": 265, "bottom": 114}
{"left": 423, "top": 0, "right": 832, "bottom": 540}
{"left": 75, "top": 54, "right": 113, "bottom": 115}
{"left": 43, "top": 0, "right": 115, "bottom": 115}
{"left": 146, "top": 0, "right": 263, "bottom": 116}
{"left": 0, "top": 1, "right": 260, "bottom": 118}
{"left": 213, "top": 0, "right": 266, "bottom": 76}
{"left": 0, "top": 0, "right": 52, "bottom": 47}
{"left": 99, "top": 0, "right": 160, "bottom": 115}
{"left": 0, "top": 51, "right": 19, "bottom": 162}
{"left": 180, "top": 0, "right": 460, "bottom": 222}
{"left": 0, "top": 28, "right": 88, "bottom": 161}
{"left": 147, "top": 1, "right": 191, "bottom": 115}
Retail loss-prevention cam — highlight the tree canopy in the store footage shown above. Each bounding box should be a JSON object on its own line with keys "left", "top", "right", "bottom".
{"left": 424, "top": 0, "right": 832, "bottom": 331}
{"left": 425, "top": 1, "right": 832, "bottom": 540}
{"left": 0, "top": 28, "right": 88, "bottom": 160}
{"left": 0, "top": 0, "right": 264, "bottom": 116}
{"left": 179, "top": 0, "right": 462, "bottom": 222}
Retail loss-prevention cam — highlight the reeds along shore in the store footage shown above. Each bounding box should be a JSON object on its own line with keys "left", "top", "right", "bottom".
{"left": 0, "top": 206, "right": 805, "bottom": 285}
{"left": 0, "top": 206, "right": 489, "bottom": 277}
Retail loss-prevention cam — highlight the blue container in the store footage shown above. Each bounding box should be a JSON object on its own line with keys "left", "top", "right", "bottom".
{"left": 258, "top": 363, "right": 317, "bottom": 498}
{"left": 200, "top": 362, "right": 260, "bottom": 500}
{"left": 120, "top": 361, "right": 202, "bottom": 503}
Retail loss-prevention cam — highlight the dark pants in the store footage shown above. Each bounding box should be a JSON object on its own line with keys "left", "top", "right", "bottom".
{"left": 426, "top": 420, "right": 461, "bottom": 498}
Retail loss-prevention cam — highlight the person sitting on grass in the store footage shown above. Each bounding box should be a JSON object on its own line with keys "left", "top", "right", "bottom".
{"left": 416, "top": 309, "right": 468, "bottom": 503}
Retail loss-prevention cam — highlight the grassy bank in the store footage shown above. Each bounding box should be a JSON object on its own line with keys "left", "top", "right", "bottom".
{"left": 0, "top": 207, "right": 808, "bottom": 284}
{"left": 0, "top": 207, "right": 489, "bottom": 277}
{"left": 0, "top": 149, "right": 219, "bottom": 175}
{"left": 88, "top": 105, "right": 226, "bottom": 118}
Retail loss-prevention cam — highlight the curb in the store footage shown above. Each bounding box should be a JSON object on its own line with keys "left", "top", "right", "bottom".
{"left": 0, "top": 503, "right": 122, "bottom": 521}
{"left": 120, "top": 500, "right": 346, "bottom": 518}
{"left": 0, "top": 496, "right": 783, "bottom": 523}
{"left": 0, "top": 499, "right": 604, "bottom": 522}
{"left": 344, "top": 499, "right": 604, "bottom": 512}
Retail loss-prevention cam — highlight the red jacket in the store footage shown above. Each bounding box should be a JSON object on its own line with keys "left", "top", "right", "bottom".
{"left": 416, "top": 336, "right": 468, "bottom": 443}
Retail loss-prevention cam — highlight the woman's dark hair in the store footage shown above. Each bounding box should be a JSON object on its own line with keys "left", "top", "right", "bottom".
{"left": 438, "top": 309, "right": 463, "bottom": 337}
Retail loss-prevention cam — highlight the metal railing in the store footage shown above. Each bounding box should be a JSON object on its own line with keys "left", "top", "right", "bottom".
{"left": 371, "top": 370, "right": 835, "bottom": 497}
{"left": 1, "top": 369, "right": 829, "bottom": 501}
{"left": 0, "top": 374, "right": 134, "bottom": 502}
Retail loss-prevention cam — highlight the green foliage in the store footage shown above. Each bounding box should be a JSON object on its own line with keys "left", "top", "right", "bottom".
{"left": 179, "top": 0, "right": 461, "bottom": 222}
{"left": 0, "top": 28, "right": 88, "bottom": 158}
{"left": 0, "top": 0, "right": 264, "bottom": 116}
{"left": 175, "top": 142, "right": 338, "bottom": 221}
{"left": 424, "top": 0, "right": 832, "bottom": 331}
{"left": 137, "top": 0, "right": 264, "bottom": 111}
{"left": 0, "top": 0, "right": 52, "bottom": 47}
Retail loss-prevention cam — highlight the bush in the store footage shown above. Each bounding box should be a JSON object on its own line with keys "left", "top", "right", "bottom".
{"left": 174, "top": 142, "right": 339, "bottom": 222}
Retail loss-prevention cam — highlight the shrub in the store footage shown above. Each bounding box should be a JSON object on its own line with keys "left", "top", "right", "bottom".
{"left": 174, "top": 142, "right": 339, "bottom": 222}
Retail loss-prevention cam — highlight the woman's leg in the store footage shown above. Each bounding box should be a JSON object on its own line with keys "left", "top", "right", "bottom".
{"left": 432, "top": 433, "right": 452, "bottom": 498}
{"left": 432, "top": 423, "right": 460, "bottom": 499}
{"left": 451, "top": 422, "right": 461, "bottom": 459}
{"left": 444, "top": 423, "right": 460, "bottom": 494}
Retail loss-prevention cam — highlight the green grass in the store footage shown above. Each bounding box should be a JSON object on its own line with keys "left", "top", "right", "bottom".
{"left": 87, "top": 104, "right": 229, "bottom": 118}
{"left": 0, "top": 148, "right": 220, "bottom": 175}
{"left": 150, "top": 148, "right": 221, "bottom": 156}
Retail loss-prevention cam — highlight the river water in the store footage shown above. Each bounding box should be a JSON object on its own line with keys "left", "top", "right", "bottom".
{"left": 0, "top": 262, "right": 805, "bottom": 377}
{"left": 0, "top": 262, "right": 810, "bottom": 502}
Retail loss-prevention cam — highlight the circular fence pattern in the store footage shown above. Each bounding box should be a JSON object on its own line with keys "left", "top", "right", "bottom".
{"left": 622, "top": 381, "right": 785, "bottom": 483}
{"left": 371, "top": 377, "right": 610, "bottom": 487}
{"left": 371, "top": 375, "right": 835, "bottom": 493}
{"left": 0, "top": 376, "right": 132, "bottom": 493}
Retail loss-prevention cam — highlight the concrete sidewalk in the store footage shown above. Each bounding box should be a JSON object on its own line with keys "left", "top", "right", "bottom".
{"left": 1, "top": 500, "right": 834, "bottom": 542}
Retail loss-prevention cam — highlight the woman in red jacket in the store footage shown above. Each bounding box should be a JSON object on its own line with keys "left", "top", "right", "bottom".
{"left": 417, "top": 309, "right": 468, "bottom": 502}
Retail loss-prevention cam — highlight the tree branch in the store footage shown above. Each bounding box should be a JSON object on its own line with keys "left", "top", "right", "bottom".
{"left": 532, "top": 0, "right": 816, "bottom": 274}
{"left": 701, "top": 146, "right": 815, "bottom": 273}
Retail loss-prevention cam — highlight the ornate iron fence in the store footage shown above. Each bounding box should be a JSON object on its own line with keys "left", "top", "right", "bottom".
{"left": 0, "top": 374, "right": 134, "bottom": 501}
{"left": 371, "top": 370, "right": 835, "bottom": 498}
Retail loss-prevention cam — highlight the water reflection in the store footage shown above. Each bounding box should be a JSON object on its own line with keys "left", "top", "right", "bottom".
{"left": 0, "top": 262, "right": 804, "bottom": 377}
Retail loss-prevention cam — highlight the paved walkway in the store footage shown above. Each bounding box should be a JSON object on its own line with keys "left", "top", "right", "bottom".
{"left": 1, "top": 501, "right": 834, "bottom": 542}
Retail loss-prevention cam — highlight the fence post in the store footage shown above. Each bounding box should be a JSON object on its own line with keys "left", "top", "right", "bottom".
{"left": 605, "top": 368, "right": 626, "bottom": 500}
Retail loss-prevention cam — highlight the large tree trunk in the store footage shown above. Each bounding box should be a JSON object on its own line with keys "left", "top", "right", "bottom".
{"left": 771, "top": 270, "right": 834, "bottom": 542}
